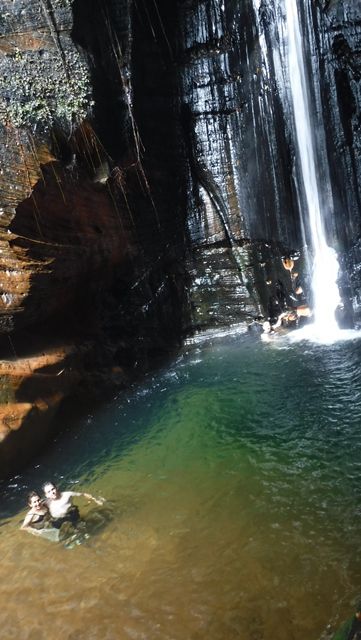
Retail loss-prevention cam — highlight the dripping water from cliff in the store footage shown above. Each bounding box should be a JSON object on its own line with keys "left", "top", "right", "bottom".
{"left": 285, "top": 0, "right": 341, "bottom": 340}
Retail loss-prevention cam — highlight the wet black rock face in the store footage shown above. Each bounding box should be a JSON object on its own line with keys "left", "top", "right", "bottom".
{"left": 179, "top": 0, "right": 361, "bottom": 328}
{"left": 1, "top": 0, "right": 361, "bottom": 340}
{"left": 314, "top": 2, "right": 361, "bottom": 254}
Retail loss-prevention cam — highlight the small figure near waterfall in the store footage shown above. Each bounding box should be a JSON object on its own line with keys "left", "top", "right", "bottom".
{"left": 260, "top": 306, "right": 311, "bottom": 340}
{"left": 43, "top": 481, "right": 105, "bottom": 529}
{"left": 330, "top": 601, "right": 361, "bottom": 640}
{"left": 281, "top": 254, "right": 313, "bottom": 320}
{"left": 247, "top": 309, "right": 297, "bottom": 338}
{"left": 282, "top": 256, "right": 294, "bottom": 272}
{"left": 260, "top": 312, "right": 290, "bottom": 340}
{"left": 262, "top": 313, "right": 284, "bottom": 335}
{"left": 20, "top": 491, "right": 51, "bottom": 535}
{"left": 249, "top": 251, "right": 313, "bottom": 339}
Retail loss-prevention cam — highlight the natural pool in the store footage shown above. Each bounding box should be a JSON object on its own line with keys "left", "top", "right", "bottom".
{"left": 1, "top": 326, "right": 361, "bottom": 639}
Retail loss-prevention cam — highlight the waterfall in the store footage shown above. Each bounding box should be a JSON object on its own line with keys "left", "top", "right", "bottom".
{"left": 284, "top": 0, "right": 341, "bottom": 336}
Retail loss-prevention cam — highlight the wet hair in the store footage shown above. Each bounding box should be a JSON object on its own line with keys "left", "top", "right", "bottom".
{"left": 42, "top": 481, "right": 57, "bottom": 493}
{"left": 27, "top": 491, "right": 41, "bottom": 505}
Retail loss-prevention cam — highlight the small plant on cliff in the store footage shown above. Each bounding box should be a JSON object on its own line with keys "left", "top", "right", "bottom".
{"left": 0, "top": 39, "right": 93, "bottom": 130}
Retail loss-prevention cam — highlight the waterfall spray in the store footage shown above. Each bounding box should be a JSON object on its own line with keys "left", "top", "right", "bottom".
{"left": 285, "top": 0, "right": 341, "bottom": 336}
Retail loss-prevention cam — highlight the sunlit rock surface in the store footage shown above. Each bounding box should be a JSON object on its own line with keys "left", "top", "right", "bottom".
{"left": 0, "top": 346, "right": 77, "bottom": 478}
{"left": 0, "top": 0, "right": 187, "bottom": 475}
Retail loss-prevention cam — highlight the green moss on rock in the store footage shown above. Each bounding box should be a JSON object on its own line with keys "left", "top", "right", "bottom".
{"left": 0, "top": 46, "right": 93, "bottom": 129}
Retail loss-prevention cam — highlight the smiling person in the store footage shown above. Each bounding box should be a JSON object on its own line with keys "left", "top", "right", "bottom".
{"left": 21, "top": 491, "right": 50, "bottom": 535}
{"left": 43, "top": 481, "right": 105, "bottom": 529}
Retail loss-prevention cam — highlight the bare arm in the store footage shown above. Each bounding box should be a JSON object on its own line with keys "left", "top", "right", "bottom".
{"left": 20, "top": 513, "right": 34, "bottom": 530}
{"left": 20, "top": 513, "right": 42, "bottom": 535}
{"left": 82, "top": 492, "right": 105, "bottom": 506}
{"left": 273, "top": 312, "right": 286, "bottom": 329}
{"left": 68, "top": 490, "right": 105, "bottom": 506}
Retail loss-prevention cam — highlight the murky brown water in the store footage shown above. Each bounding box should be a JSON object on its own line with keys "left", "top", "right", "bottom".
{"left": 1, "top": 330, "right": 361, "bottom": 639}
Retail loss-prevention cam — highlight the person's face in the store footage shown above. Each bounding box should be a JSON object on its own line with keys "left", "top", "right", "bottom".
{"left": 263, "top": 321, "right": 271, "bottom": 334}
{"left": 29, "top": 496, "right": 42, "bottom": 510}
{"left": 44, "top": 485, "right": 58, "bottom": 499}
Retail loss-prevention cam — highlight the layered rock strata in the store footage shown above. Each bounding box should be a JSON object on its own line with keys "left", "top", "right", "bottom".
{"left": 0, "top": 0, "right": 188, "bottom": 477}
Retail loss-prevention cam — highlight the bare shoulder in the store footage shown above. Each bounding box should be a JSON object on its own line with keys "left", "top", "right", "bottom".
{"left": 21, "top": 511, "right": 34, "bottom": 529}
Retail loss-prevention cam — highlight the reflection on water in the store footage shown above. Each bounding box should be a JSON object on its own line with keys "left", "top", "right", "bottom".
{"left": 1, "top": 328, "right": 361, "bottom": 639}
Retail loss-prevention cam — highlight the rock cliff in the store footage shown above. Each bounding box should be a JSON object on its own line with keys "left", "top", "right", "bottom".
{"left": 0, "top": 0, "right": 361, "bottom": 476}
{"left": 0, "top": 0, "right": 187, "bottom": 476}
{"left": 181, "top": 0, "right": 361, "bottom": 327}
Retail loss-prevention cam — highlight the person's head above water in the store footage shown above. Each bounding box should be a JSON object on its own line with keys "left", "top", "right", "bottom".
{"left": 262, "top": 320, "right": 273, "bottom": 334}
{"left": 43, "top": 482, "right": 59, "bottom": 499}
{"left": 27, "top": 491, "right": 42, "bottom": 509}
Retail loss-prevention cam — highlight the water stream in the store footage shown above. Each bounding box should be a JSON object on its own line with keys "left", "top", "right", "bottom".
{"left": 284, "top": 0, "right": 341, "bottom": 336}
{"left": 1, "top": 328, "right": 361, "bottom": 639}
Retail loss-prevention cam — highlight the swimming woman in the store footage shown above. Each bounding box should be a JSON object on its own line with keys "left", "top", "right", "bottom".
{"left": 21, "top": 491, "right": 50, "bottom": 535}
{"left": 43, "top": 481, "right": 105, "bottom": 528}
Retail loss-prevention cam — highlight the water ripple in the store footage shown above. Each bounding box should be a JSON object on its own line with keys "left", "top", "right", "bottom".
{"left": 1, "top": 332, "right": 361, "bottom": 638}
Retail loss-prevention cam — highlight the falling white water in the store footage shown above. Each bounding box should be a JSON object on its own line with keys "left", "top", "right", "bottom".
{"left": 285, "top": 0, "right": 341, "bottom": 337}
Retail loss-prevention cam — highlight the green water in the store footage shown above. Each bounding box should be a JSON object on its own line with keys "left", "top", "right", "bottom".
{"left": 1, "top": 328, "right": 361, "bottom": 639}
